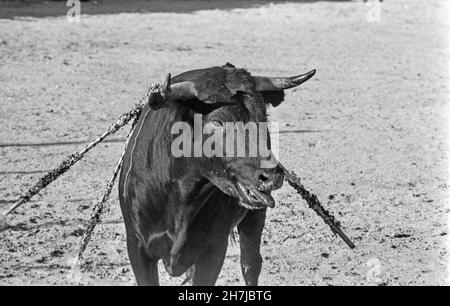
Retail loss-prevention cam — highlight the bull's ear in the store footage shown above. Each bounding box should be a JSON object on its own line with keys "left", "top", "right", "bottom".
{"left": 223, "top": 62, "right": 235, "bottom": 68}
{"left": 260, "top": 90, "right": 285, "bottom": 107}
{"left": 147, "top": 74, "right": 200, "bottom": 110}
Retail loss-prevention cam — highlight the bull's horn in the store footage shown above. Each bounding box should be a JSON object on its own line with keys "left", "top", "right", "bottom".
{"left": 148, "top": 74, "right": 198, "bottom": 109}
{"left": 254, "top": 69, "right": 316, "bottom": 91}
{"left": 162, "top": 73, "right": 171, "bottom": 95}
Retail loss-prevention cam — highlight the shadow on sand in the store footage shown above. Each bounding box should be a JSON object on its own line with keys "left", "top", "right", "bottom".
{"left": 0, "top": 217, "right": 123, "bottom": 233}
{"left": 0, "top": 0, "right": 351, "bottom": 19}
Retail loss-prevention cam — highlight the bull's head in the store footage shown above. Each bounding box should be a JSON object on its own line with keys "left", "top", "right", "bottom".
{"left": 148, "top": 63, "right": 315, "bottom": 210}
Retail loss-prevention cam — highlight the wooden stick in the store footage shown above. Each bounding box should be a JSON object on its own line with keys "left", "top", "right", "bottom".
{"left": 70, "top": 115, "right": 140, "bottom": 271}
{"left": 279, "top": 163, "right": 355, "bottom": 249}
{"left": 2, "top": 82, "right": 164, "bottom": 217}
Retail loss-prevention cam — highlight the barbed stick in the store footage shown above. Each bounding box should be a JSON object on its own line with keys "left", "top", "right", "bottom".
{"left": 2, "top": 82, "right": 165, "bottom": 217}
{"left": 70, "top": 115, "right": 140, "bottom": 272}
{"left": 279, "top": 163, "right": 355, "bottom": 249}
{"left": 2, "top": 97, "right": 146, "bottom": 217}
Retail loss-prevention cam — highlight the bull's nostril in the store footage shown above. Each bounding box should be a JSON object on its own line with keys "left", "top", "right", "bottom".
{"left": 259, "top": 173, "right": 269, "bottom": 182}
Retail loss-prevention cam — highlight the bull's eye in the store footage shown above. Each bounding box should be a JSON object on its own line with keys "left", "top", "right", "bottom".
{"left": 211, "top": 121, "right": 223, "bottom": 127}
{"left": 259, "top": 173, "right": 269, "bottom": 182}
{"left": 204, "top": 121, "right": 223, "bottom": 132}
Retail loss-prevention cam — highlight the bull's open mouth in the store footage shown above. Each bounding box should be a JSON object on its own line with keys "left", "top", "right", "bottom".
{"left": 235, "top": 181, "right": 275, "bottom": 210}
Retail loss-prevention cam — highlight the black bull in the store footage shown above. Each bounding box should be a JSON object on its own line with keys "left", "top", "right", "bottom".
{"left": 118, "top": 63, "right": 315, "bottom": 285}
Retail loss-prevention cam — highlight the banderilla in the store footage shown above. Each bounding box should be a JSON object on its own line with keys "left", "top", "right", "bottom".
{"left": 2, "top": 83, "right": 165, "bottom": 217}
{"left": 279, "top": 163, "right": 355, "bottom": 249}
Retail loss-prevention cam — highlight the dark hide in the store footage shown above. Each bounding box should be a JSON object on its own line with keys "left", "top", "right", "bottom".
{"left": 118, "top": 64, "right": 284, "bottom": 286}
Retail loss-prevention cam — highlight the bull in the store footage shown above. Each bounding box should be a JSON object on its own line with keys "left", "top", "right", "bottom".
{"left": 118, "top": 63, "right": 315, "bottom": 286}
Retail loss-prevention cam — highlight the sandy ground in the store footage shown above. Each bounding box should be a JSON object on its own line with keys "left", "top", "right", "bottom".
{"left": 0, "top": 0, "right": 449, "bottom": 286}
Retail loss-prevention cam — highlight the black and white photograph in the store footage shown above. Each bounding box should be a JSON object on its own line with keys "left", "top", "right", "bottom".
{"left": 0, "top": 0, "right": 448, "bottom": 288}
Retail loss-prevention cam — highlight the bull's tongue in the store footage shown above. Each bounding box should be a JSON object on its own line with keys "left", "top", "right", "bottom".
{"left": 236, "top": 182, "right": 275, "bottom": 208}
{"left": 252, "top": 188, "right": 275, "bottom": 208}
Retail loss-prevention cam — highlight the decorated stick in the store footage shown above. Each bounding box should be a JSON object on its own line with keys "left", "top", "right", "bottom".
{"left": 2, "top": 82, "right": 165, "bottom": 217}
{"left": 70, "top": 115, "right": 139, "bottom": 270}
{"left": 279, "top": 163, "right": 355, "bottom": 249}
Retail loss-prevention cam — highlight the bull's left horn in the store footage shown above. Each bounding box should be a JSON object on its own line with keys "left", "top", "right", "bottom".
{"left": 254, "top": 69, "right": 316, "bottom": 91}
{"left": 148, "top": 74, "right": 198, "bottom": 109}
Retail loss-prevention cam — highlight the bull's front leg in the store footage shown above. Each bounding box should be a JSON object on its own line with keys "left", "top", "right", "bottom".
{"left": 191, "top": 235, "right": 228, "bottom": 286}
{"left": 237, "top": 209, "right": 266, "bottom": 286}
{"left": 166, "top": 180, "right": 215, "bottom": 275}
{"left": 168, "top": 203, "right": 200, "bottom": 268}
